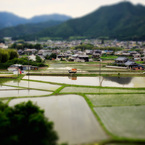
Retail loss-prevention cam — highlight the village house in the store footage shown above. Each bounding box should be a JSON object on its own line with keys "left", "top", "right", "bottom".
{"left": 133, "top": 53, "right": 141, "bottom": 61}
{"left": 132, "top": 65, "right": 144, "bottom": 70}
{"left": 29, "top": 54, "right": 36, "bottom": 61}
{"left": 56, "top": 54, "right": 70, "bottom": 60}
{"left": 141, "top": 57, "right": 145, "bottom": 62}
{"left": 38, "top": 49, "right": 52, "bottom": 57}
{"left": 76, "top": 51, "right": 83, "bottom": 55}
{"left": 104, "top": 50, "right": 114, "bottom": 55}
{"left": 66, "top": 50, "right": 72, "bottom": 55}
{"left": 74, "top": 54, "right": 89, "bottom": 62}
{"left": 0, "top": 43, "right": 8, "bottom": 49}
{"left": 7, "top": 64, "right": 23, "bottom": 72}
{"left": 7, "top": 64, "right": 37, "bottom": 72}
{"left": 92, "top": 50, "right": 102, "bottom": 58}
{"left": 115, "top": 57, "right": 144, "bottom": 70}
{"left": 18, "top": 49, "right": 24, "bottom": 55}
{"left": 133, "top": 53, "right": 141, "bottom": 58}
{"left": 22, "top": 65, "right": 32, "bottom": 71}
{"left": 114, "top": 51, "right": 123, "bottom": 55}
{"left": 129, "top": 51, "right": 138, "bottom": 56}
{"left": 68, "top": 54, "right": 78, "bottom": 61}
{"left": 124, "top": 60, "right": 136, "bottom": 69}
{"left": 85, "top": 50, "right": 93, "bottom": 55}
{"left": 122, "top": 51, "right": 131, "bottom": 56}
{"left": 24, "top": 49, "right": 37, "bottom": 55}
{"left": 115, "top": 57, "right": 128, "bottom": 65}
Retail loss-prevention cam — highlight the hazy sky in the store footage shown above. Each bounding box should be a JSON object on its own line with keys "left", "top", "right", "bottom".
{"left": 1, "top": 0, "right": 145, "bottom": 18}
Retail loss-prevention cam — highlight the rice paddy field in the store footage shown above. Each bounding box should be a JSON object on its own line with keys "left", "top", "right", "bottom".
{"left": 41, "top": 61, "right": 144, "bottom": 75}
{"left": 61, "top": 87, "right": 145, "bottom": 94}
{"left": 4, "top": 80, "right": 61, "bottom": 91}
{"left": 9, "top": 95, "right": 108, "bottom": 145}
{"left": 94, "top": 106, "right": 145, "bottom": 139}
{"left": 46, "top": 62, "right": 121, "bottom": 73}
{"left": 87, "top": 94, "right": 145, "bottom": 106}
{"left": 0, "top": 75, "right": 145, "bottom": 145}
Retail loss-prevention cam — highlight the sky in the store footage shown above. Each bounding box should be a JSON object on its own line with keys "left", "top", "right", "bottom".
{"left": 1, "top": 0, "right": 145, "bottom": 19}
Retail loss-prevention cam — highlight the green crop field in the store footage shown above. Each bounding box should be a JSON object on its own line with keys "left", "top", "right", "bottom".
{"left": 87, "top": 94, "right": 145, "bottom": 106}
{"left": 61, "top": 87, "right": 145, "bottom": 94}
{"left": 94, "top": 106, "right": 145, "bottom": 139}
{"left": 60, "top": 84, "right": 145, "bottom": 143}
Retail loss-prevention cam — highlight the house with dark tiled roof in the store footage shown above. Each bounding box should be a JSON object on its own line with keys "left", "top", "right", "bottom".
{"left": 115, "top": 57, "right": 128, "bottom": 65}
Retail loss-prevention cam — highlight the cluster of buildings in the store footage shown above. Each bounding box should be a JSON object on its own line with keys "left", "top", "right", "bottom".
{"left": 24, "top": 39, "right": 145, "bottom": 49}
{"left": 1, "top": 38, "right": 145, "bottom": 70}
{"left": 17, "top": 46, "right": 145, "bottom": 70}
{"left": 1, "top": 37, "right": 145, "bottom": 49}
{"left": 115, "top": 57, "right": 144, "bottom": 70}
{"left": 8, "top": 64, "right": 38, "bottom": 74}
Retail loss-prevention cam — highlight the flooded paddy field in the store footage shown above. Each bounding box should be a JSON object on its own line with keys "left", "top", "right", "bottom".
{"left": 9, "top": 95, "right": 108, "bottom": 144}
{"left": 1, "top": 74, "right": 145, "bottom": 144}
{"left": 95, "top": 106, "right": 145, "bottom": 139}
{"left": 0, "top": 85, "right": 22, "bottom": 90}
{"left": 0, "top": 89, "right": 52, "bottom": 98}
{"left": 4, "top": 80, "right": 61, "bottom": 91}
{"left": 23, "top": 76, "right": 145, "bottom": 88}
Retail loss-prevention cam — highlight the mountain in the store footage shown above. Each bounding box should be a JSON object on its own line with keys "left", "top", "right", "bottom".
{"left": 0, "top": 12, "right": 27, "bottom": 29}
{"left": 0, "top": 12, "right": 71, "bottom": 29}
{"left": 19, "top": 2, "right": 145, "bottom": 41}
{"left": 1, "top": 2, "right": 145, "bottom": 40}
{"left": 29, "top": 14, "right": 72, "bottom": 23}
{"left": 0, "top": 20, "right": 63, "bottom": 38}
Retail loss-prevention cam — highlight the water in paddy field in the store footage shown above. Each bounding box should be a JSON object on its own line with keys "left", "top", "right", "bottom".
{"left": 23, "top": 76, "right": 145, "bottom": 88}
{"left": 0, "top": 90, "right": 51, "bottom": 98}
{"left": 4, "top": 80, "right": 60, "bottom": 91}
{"left": 9, "top": 95, "right": 108, "bottom": 144}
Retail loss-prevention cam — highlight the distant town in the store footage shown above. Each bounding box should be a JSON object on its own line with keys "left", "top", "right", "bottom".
{"left": 0, "top": 37, "right": 145, "bottom": 72}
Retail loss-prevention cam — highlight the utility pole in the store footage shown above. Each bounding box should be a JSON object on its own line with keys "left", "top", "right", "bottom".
{"left": 28, "top": 52, "right": 29, "bottom": 75}
{"left": 28, "top": 52, "right": 30, "bottom": 81}
{"left": 28, "top": 52, "right": 30, "bottom": 91}
{"left": 99, "top": 59, "right": 104, "bottom": 87}
{"left": 99, "top": 59, "right": 102, "bottom": 76}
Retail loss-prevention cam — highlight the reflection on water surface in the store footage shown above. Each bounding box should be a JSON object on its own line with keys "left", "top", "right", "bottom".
{"left": 23, "top": 76, "right": 145, "bottom": 88}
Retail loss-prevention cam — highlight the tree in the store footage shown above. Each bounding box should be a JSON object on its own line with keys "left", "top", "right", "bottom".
{"left": 45, "top": 53, "right": 56, "bottom": 60}
{"left": 35, "top": 44, "right": 42, "bottom": 50}
{"left": 74, "top": 43, "right": 94, "bottom": 51}
{"left": 36, "top": 55, "right": 43, "bottom": 63}
{"left": 10, "top": 43, "right": 17, "bottom": 49}
{"left": 0, "top": 49, "right": 18, "bottom": 63}
{"left": 1, "top": 50, "right": 9, "bottom": 63}
{"left": 8, "top": 49, "right": 18, "bottom": 60}
{"left": 0, "top": 101, "right": 58, "bottom": 145}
